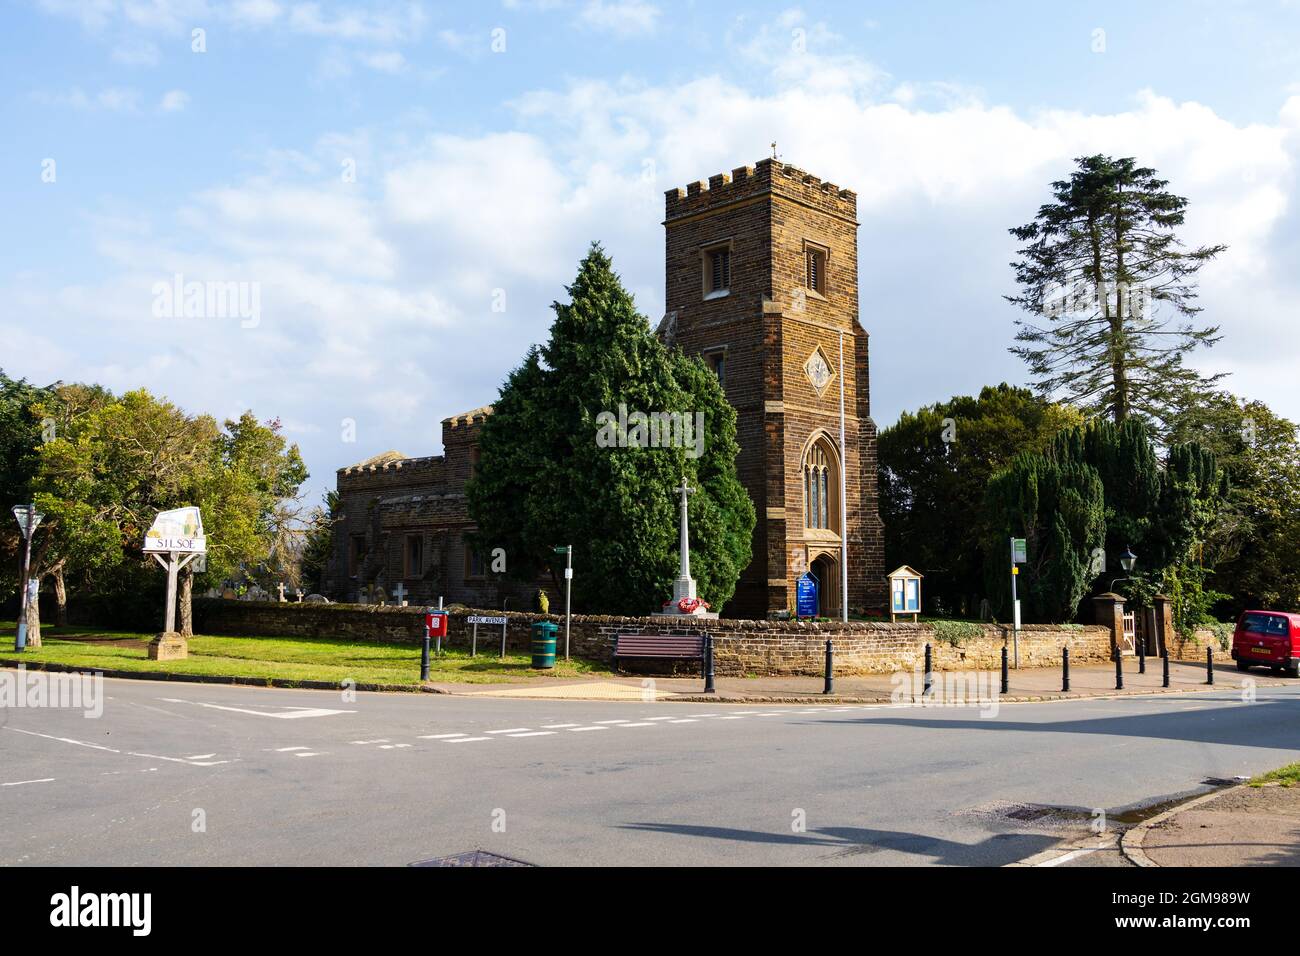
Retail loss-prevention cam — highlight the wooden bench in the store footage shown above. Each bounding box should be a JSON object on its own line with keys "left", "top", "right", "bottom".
{"left": 613, "top": 634, "right": 706, "bottom": 676}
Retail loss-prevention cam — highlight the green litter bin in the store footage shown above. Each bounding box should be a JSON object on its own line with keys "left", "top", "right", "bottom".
{"left": 530, "top": 621, "right": 558, "bottom": 669}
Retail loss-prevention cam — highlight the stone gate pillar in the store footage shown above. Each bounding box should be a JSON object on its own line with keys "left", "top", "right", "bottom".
{"left": 1092, "top": 592, "right": 1126, "bottom": 655}
{"left": 1152, "top": 594, "right": 1174, "bottom": 658}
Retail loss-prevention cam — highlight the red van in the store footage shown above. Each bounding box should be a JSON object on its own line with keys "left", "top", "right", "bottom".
{"left": 1232, "top": 610, "right": 1300, "bottom": 676}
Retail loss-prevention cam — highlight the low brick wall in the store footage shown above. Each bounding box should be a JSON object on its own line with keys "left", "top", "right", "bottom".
{"left": 192, "top": 598, "right": 1111, "bottom": 677}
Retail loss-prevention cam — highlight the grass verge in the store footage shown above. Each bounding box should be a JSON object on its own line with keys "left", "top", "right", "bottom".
{"left": 1250, "top": 762, "right": 1300, "bottom": 788}
{"left": 0, "top": 622, "right": 612, "bottom": 687}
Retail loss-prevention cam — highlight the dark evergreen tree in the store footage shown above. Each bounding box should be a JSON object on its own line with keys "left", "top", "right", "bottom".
{"left": 983, "top": 453, "right": 1105, "bottom": 622}
{"left": 467, "top": 244, "right": 754, "bottom": 615}
{"left": 1007, "top": 155, "right": 1226, "bottom": 434}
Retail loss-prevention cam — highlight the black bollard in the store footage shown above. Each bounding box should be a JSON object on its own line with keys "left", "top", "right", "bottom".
{"left": 823, "top": 639, "right": 834, "bottom": 695}
{"left": 420, "top": 623, "right": 430, "bottom": 682}
{"left": 924, "top": 643, "right": 933, "bottom": 699}
{"left": 1206, "top": 646, "right": 1214, "bottom": 685}
{"left": 1138, "top": 637, "right": 1146, "bottom": 675}
{"left": 1162, "top": 651, "right": 1170, "bottom": 688}
{"left": 1062, "top": 646, "right": 1070, "bottom": 693}
{"left": 1000, "top": 645, "right": 1009, "bottom": 695}
{"left": 1114, "top": 646, "right": 1124, "bottom": 690}
{"left": 703, "top": 634, "right": 716, "bottom": 695}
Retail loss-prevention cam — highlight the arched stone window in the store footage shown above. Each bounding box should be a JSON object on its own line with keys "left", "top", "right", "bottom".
{"left": 803, "top": 438, "right": 838, "bottom": 533}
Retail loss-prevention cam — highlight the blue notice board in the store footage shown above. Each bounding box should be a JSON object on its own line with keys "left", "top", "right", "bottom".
{"left": 796, "top": 573, "right": 819, "bottom": 618}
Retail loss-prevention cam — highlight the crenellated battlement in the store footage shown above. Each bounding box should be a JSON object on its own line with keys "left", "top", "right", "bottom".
{"left": 665, "top": 157, "right": 856, "bottom": 223}
{"left": 337, "top": 454, "right": 445, "bottom": 497}
{"left": 442, "top": 405, "right": 493, "bottom": 429}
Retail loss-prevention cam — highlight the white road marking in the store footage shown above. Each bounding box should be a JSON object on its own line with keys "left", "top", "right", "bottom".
{"left": 187, "top": 753, "right": 216, "bottom": 759}
{"left": 1, "top": 778, "right": 55, "bottom": 787}
{"left": 1035, "top": 844, "right": 1108, "bottom": 867}
{"left": 717, "top": 715, "right": 746, "bottom": 720}
{"left": 378, "top": 744, "right": 412, "bottom": 749}
{"left": 642, "top": 716, "right": 679, "bottom": 721}
{"left": 486, "top": 728, "right": 533, "bottom": 734}
{"left": 505, "top": 731, "right": 555, "bottom": 737}
{"left": 274, "top": 746, "right": 310, "bottom": 752}
{"left": 594, "top": 719, "right": 630, "bottom": 724}
{"left": 569, "top": 726, "right": 609, "bottom": 732}
{"left": 618, "top": 722, "right": 655, "bottom": 728}
{"left": 128, "top": 751, "right": 230, "bottom": 766}
{"left": 541, "top": 724, "right": 580, "bottom": 729}
{"left": 687, "top": 714, "right": 722, "bottom": 718}
{"left": 294, "top": 752, "right": 324, "bottom": 758}
{"left": 158, "top": 698, "right": 355, "bottom": 720}
{"left": 419, "top": 733, "right": 466, "bottom": 740}
{"left": 666, "top": 719, "right": 698, "bottom": 723}
{"left": 6, "top": 727, "right": 120, "bottom": 753}
{"left": 445, "top": 737, "right": 491, "bottom": 744}
{"left": 352, "top": 739, "right": 389, "bottom": 745}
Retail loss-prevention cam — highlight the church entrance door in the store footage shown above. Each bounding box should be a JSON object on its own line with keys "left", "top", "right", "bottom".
{"left": 810, "top": 552, "right": 840, "bottom": 619}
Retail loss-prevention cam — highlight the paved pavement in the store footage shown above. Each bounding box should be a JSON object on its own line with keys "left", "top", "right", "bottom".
{"left": 1126, "top": 783, "right": 1300, "bottom": 866}
{"left": 2, "top": 667, "right": 1297, "bottom": 866}
{"left": 437, "top": 658, "right": 1288, "bottom": 702}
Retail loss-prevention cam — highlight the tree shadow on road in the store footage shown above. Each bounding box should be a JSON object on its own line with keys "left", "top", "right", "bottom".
{"left": 618, "top": 822, "right": 1059, "bottom": 865}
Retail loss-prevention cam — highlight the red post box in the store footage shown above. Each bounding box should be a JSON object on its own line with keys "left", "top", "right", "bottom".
{"left": 424, "top": 610, "right": 448, "bottom": 638}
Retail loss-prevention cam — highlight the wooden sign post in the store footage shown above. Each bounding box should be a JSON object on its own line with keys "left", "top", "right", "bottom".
{"left": 143, "top": 506, "right": 207, "bottom": 660}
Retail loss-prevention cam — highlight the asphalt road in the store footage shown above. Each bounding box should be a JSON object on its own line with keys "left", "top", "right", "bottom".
{"left": 2, "top": 670, "right": 1298, "bottom": 866}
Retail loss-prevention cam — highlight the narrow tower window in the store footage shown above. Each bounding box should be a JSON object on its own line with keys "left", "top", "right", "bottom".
{"left": 710, "top": 248, "right": 730, "bottom": 292}
{"left": 806, "top": 247, "right": 827, "bottom": 295}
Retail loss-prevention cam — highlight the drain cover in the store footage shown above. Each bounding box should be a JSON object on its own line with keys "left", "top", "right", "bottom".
{"left": 1004, "top": 804, "right": 1062, "bottom": 822}
{"left": 410, "top": 850, "right": 534, "bottom": 867}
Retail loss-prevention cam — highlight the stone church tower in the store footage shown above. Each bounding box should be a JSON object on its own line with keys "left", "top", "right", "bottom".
{"left": 659, "top": 158, "right": 886, "bottom": 618}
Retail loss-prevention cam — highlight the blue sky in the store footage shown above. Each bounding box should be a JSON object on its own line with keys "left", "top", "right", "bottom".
{"left": 3, "top": 0, "right": 1299, "bottom": 503}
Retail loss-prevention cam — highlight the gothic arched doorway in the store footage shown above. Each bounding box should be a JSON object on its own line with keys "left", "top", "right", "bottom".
{"left": 810, "top": 552, "right": 841, "bottom": 619}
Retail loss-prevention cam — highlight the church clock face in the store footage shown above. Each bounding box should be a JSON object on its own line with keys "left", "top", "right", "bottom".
{"left": 803, "top": 347, "right": 835, "bottom": 396}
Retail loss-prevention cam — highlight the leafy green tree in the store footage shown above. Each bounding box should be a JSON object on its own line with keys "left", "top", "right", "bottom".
{"left": 1, "top": 371, "right": 55, "bottom": 608}
{"left": 1168, "top": 393, "right": 1300, "bottom": 615}
{"left": 468, "top": 243, "right": 754, "bottom": 615}
{"left": 299, "top": 490, "right": 340, "bottom": 595}
{"left": 1007, "top": 155, "right": 1226, "bottom": 433}
{"left": 878, "top": 384, "right": 1080, "bottom": 616}
{"left": 180, "top": 413, "right": 308, "bottom": 633}
{"left": 983, "top": 453, "right": 1106, "bottom": 622}
{"left": 1046, "top": 417, "right": 1224, "bottom": 629}
{"left": 30, "top": 389, "right": 212, "bottom": 643}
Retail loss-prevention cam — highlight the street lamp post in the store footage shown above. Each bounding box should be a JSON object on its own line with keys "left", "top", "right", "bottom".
{"left": 12, "top": 504, "right": 43, "bottom": 652}
{"left": 1109, "top": 545, "right": 1138, "bottom": 593}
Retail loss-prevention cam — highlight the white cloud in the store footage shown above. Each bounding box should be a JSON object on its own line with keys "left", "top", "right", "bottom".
{"left": 159, "top": 89, "right": 190, "bottom": 111}
{"left": 358, "top": 49, "right": 406, "bottom": 73}
{"left": 576, "top": 0, "right": 659, "bottom": 37}
{"left": 111, "top": 37, "right": 161, "bottom": 66}
{"left": 230, "top": 0, "right": 283, "bottom": 27}
{"left": 31, "top": 85, "right": 142, "bottom": 111}
{"left": 287, "top": 2, "right": 427, "bottom": 42}
{"left": 8, "top": 22, "right": 1300, "bottom": 500}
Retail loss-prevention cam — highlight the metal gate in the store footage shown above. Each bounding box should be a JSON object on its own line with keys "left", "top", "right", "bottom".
{"left": 1121, "top": 610, "right": 1137, "bottom": 655}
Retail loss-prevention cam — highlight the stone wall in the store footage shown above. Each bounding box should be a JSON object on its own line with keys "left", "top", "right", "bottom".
{"left": 192, "top": 598, "right": 1111, "bottom": 677}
